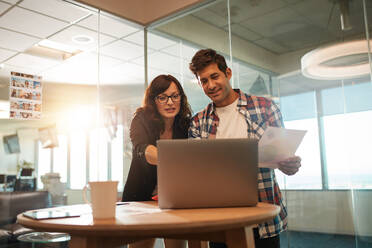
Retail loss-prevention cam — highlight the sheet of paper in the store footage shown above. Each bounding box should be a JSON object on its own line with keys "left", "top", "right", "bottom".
{"left": 259, "top": 126, "right": 307, "bottom": 168}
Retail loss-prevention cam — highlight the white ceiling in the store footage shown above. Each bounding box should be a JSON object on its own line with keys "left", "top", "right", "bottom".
{"left": 0, "top": 0, "right": 370, "bottom": 89}
{"left": 192, "top": 0, "right": 372, "bottom": 54}
{"left": 0, "top": 0, "right": 200, "bottom": 86}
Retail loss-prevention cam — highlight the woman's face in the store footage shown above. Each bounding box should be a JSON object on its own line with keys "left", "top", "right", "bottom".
{"left": 155, "top": 82, "right": 181, "bottom": 120}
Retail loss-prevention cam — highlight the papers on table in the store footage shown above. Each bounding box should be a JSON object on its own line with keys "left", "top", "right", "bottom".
{"left": 259, "top": 127, "right": 307, "bottom": 168}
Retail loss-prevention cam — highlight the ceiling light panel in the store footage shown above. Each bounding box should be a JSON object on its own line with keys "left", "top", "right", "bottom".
{"left": 77, "top": 14, "right": 139, "bottom": 38}
{"left": 100, "top": 40, "right": 146, "bottom": 60}
{"left": 0, "top": 2, "right": 11, "bottom": 14}
{"left": 48, "top": 25, "right": 115, "bottom": 51}
{"left": 38, "top": 39, "right": 80, "bottom": 54}
{"left": 124, "top": 31, "right": 177, "bottom": 50}
{"left": 19, "top": 0, "right": 92, "bottom": 23}
{"left": 6, "top": 53, "right": 60, "bottom": 71}
{"left": 0, "top": 28, "right": 40, "bottom": 51}
{"left": 0, "top": 48, "right": 17, "bottom": 62}
{"left": 0, "top": 7, "right": 68, "bottom": 38}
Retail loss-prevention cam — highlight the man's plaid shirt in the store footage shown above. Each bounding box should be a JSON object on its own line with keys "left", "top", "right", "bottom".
{"left": 188, "top": 89, "right": 287, "bottom": 238}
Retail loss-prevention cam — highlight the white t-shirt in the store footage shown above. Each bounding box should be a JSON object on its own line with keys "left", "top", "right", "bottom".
{"left": 215, "top": 98, "right": 248, "bottom": 138}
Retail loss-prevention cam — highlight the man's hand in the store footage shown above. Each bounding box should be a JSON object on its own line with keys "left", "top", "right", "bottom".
{"left": 278, "top": 156, "right": 301, "bottom": 176}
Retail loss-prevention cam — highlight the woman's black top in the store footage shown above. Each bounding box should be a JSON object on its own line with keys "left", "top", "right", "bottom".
{"left": 122, "top": 109, "right": 189, "bottom": 201}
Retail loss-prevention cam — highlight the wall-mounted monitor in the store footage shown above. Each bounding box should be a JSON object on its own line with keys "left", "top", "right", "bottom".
{"left": 3, "top": 134, "right": 21, "bottom": 154}
{"left": 39, "top": 126, "right": 58, "bottom": 148}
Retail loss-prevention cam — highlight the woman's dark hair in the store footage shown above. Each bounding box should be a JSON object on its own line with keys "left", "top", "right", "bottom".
{"left": 137, "top": 75, "right": 191, "bottom": 135}
{"left": 189, "top": 48, "right": 228, "bottom": 77}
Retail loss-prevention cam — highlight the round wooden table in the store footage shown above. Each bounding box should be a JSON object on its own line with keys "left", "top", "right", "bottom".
{"left": 17, "top": 201, "right": 280, "bottom": 248}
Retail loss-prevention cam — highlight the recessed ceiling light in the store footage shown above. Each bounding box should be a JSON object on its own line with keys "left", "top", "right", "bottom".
{"left": 72, "top": 35, "right": 94, "bottom": 45}
{"left": 26, "top": 40, "right": 82, "bottom": 61}
{"left": 38, "top": 40, "right": 79, "bottom": 54}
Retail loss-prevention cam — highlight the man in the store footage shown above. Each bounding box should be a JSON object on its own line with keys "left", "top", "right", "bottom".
{"left": 188, "top": 49, "right": 301, "bottom": 248}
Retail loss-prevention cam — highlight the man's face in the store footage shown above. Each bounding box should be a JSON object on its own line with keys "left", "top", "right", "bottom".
{"left": 197, "top": 63, "right": 233, "bottom": 107}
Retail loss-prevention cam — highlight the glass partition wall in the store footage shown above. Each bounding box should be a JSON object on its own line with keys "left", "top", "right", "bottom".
{"left": 0, "top": 0, "right": 144, "bottom": 204}
{"left": 0, "top": 0, "right": 371, "bottom": 247}
{"left": 152, "top": 0, "right": 372, "bottom": 247}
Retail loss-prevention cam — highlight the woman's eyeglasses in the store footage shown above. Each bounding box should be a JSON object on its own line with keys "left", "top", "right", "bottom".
{"left": 155, "top": 93, "right": 181, "bottom": 104}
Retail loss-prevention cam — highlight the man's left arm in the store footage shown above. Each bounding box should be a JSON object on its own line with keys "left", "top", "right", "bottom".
{"left": 188, "top": 115, "right": 201, "bottom": 139}
{"left": 267, "top": 100, "right": 301, "bottom": 176}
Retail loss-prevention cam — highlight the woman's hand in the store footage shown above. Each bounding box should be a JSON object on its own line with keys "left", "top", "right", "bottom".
{"left": 145, "top": 145, "right": 158, "bottom": 165}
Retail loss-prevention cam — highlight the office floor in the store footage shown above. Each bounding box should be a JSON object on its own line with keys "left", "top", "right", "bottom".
{"left": 151, "top": 231, "right": 372, "bottom": 248}
{"left": 280, "top": 231, "right": 372, "bottom": 248}
{"left": 116, "top": 232, "right": 372, "bottom": 248}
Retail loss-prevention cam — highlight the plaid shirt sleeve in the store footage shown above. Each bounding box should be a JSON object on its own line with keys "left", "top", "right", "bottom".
{"left": 189, "top": 114, "right": 202, "bottom": 139}
{"left": 267, "top": 100, "right": 284, "bottom": 128}
{"left": 248, "top": 95, "right": 288, "bottom": 238}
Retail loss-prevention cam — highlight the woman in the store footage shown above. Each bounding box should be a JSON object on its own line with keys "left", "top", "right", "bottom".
{"left": 122, "top": 74, "right": 191, "bottom": 248}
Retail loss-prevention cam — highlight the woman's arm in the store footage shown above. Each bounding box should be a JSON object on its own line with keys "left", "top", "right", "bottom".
{"left": 130, "top": 111, "right": 157, "bottom": 165}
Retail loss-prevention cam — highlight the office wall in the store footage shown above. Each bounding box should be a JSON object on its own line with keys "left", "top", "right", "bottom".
{"left": 0, "top": 79, "right": 97, "bottom": 173}
{"left": 285, "top": 190, "right": 372, "bottom": 236}
{"left": 0, "top": 130, "right": 19, "bottom": 173}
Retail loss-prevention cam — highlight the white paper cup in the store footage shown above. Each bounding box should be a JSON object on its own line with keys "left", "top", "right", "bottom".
{"left": 83, "top": 181, "right": 118, "bottom": 219}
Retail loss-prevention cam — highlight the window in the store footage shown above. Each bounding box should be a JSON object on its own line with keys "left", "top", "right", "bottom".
{"left": 279, "top": 118, "right": 322, "bottom": 189}
{"left": 70, "top": 130, "right": 86, "bottom": 189}
{"left": 276, "top": 81, "right": 372, "bottom": 190}
{"left": 89, "top": 129, "right": 108, "bottom": 182}
{"left": 111, "top": 125, "right": 124, "bottom": 190}
{"left": 276, "top": 91, "right": 322, "bottom": 189}
{"left": 53, "top": 135, "right": 68, "bottom": 183}
{"left": 322, "top": 82, "right": 372, "bottom": 189}
{"left": 323, "top": 112, "right": 372, "bottom": 189}
{"left": 37, "top": 126, "right": 124, "bottom": 190}
{"left": 37, "top": 142, "right": 51, "bottom": 189}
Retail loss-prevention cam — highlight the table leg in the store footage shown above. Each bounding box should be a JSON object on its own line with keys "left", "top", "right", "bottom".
{"left": 188, "top": 240, "right": 209, "bottom": 248}
{"left": 225, "top": 226, "right": 255, "bottom": 248}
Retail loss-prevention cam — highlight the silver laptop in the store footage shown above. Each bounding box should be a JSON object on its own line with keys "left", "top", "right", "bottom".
{"left": 157, "top": 138, "right": 258, "bottom": 209}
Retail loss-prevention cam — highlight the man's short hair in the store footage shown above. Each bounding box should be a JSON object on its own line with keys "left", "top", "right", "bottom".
{"left": 189, "top": 49, "right": 228, "bottom": 77}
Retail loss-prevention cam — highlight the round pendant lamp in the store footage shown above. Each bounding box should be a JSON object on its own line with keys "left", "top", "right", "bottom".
{"left": 301, "top": 39, "right": 372, "bottom": 80}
